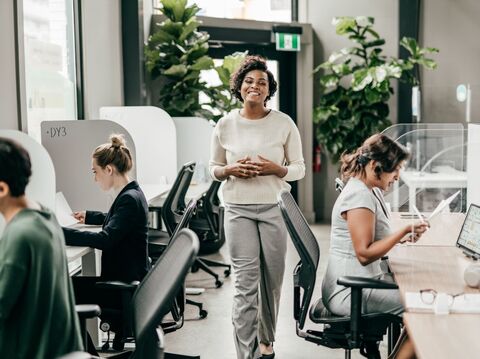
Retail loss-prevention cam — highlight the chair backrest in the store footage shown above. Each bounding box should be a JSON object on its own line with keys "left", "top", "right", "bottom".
{"left": 202, "top": 181, "right": 222, "bottom": 238}
{"left": 162, "top": 162, "right": 196, "bottom": 235}
{"left": 131, "top": 228, "right": 199, "bottom": 358}
{"left": 171, "top": 199, "right": 197, "bottom": 240}
{"left": 168, "top": 198, "right": 197, "bottom": 324}
{"left": 277, "top": 189, "right": 320, "bottom": 329}
{"left": 335, "top": 177, "right": 345, "bottom": 193}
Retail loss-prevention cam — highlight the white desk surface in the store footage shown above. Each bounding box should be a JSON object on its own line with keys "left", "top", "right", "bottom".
{"left": 66, "top": 246, "right": 93, "bottom": 263}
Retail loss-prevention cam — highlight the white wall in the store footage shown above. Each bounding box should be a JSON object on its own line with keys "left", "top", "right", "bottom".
{"left": 421, "top": 0, "right": 480, "bottom": 124}
{"left": 81, "top": 0, "right": 124, "bottom": 119}
{"left": 303, "top": 0, "right": 399, "bottom": 220}
{"left": 0, "top": 0, "right": 19, "bottom": 130}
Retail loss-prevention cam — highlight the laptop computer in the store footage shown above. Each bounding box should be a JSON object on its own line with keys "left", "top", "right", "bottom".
{"left": 456, "top": 203, "right": 480, "bottom": 260}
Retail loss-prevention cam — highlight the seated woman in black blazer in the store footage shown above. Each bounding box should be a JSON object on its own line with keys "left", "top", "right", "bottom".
{"left": 63, "top": 134, "right": 150, "bottom": 350}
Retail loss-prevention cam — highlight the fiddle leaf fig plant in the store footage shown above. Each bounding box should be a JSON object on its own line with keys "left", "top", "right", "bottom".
{"left": 145, "top": 0, "right": 214, "bottom": 117}
{"left": 203, "top": 51, "right": 247, "bottom": 122}
{"left": 314, "top": 16, "right": 439, "bottom": 162}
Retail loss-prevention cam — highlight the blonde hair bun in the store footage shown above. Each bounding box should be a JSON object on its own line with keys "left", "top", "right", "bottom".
{"left": 110, "top": 134, "right": 126, "bottom": 149}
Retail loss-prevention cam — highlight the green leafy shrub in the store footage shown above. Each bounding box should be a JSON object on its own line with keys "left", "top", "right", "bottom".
{"left": 145, "top": 0, "right": 214, "bottom": 117}
{"left": 314, "top": 16, "right": 439, "bottom": 162}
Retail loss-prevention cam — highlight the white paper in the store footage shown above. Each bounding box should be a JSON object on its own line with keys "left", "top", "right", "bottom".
{"left": 55, "top": 192, "right": 79, "bottom": 227}
{"left": 405, "top": 292, "right": 480, "bottom": 314}
{"left": 428, "top": 190, "right": 461, "bottom": 221}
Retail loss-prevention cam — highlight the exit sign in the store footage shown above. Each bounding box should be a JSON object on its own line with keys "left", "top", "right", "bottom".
{"left": 275, "top": 33, "right": 301, "bottom": 52}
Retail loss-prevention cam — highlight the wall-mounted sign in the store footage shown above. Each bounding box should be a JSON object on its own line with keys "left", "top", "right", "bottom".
{"left": 275, "top": 33, "right": 300, "bottom": 52}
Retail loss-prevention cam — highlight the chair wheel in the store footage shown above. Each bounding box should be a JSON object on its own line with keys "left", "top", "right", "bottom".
{"left": 224, "top": 269, "right": 231, "bottom": 277}
{"left": 215, "top": 280, "right": 223, "bottom": 288}
{"left": 101, "top": 342, "right": 110, "bottom": 351}
{"left": 199, "top": 309, "right": 208, "bottom": 319}
{"left": 191, "top": 264, "right": 199, "bottom": 273}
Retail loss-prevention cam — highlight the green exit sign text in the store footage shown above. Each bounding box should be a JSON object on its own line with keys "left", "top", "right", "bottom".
{"left": 275, "top": 33, "right": 301, "bottom": 52}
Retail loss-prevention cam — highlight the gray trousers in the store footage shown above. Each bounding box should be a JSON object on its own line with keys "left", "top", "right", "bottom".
{"left": 224, "top": 203, "right": 288, "bottom": 359}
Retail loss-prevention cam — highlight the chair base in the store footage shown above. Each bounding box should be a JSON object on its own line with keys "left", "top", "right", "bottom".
{"left": 186, "top": 298, "right": 208, "bottom": 319}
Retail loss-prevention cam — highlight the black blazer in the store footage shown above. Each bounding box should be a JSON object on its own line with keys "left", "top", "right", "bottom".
{"left": 63, "top": 181, "right": 150, "bottom": 282}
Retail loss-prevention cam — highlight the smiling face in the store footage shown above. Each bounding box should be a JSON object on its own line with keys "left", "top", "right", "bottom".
{"left": 240, "top": 70, "right": 269, "bottom": 106}
{"left": 91, "top": 158, "right": 114, "bottom": 192}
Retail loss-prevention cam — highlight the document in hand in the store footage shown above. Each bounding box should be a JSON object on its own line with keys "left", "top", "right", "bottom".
{"left": 405, "top": 292, "right": 480, "bottom": 314}
{"left": 428, "top": 190, "right": 461, "bottom": 221}
{"left": 55, "top": 192, "right": 79, "bottom": 227}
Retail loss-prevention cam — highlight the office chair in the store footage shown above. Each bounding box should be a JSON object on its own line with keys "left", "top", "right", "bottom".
{"left": 98, "top": 199, "right": 205, "bottom": 352}
{"left": 335, "top": 177, "right": 345, "bottom": 193}
{"left": 277, "top": 189, "right": 402, "bottom": 359}
{"left": 150, "top": 163, "right": 227, "bottom": 288}
{"left": 56, "top": 305, "right": 102, "bottom": 359}
{"left": 95, "top": 229, "right": 200, "bottom": 359}
{"left": 148, "top": 162, "right": 196, "bottom": 260}
{"left": 189, "top": 180, "right": 231, "bottom": 277}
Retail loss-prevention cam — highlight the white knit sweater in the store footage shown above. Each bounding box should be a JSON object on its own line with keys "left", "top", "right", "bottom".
{"left": 209, "top": 109, "right": 305, "bottom": 204}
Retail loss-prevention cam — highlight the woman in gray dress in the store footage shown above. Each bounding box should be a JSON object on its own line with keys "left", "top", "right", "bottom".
{"left": 322, "top": 134, "right": 429, "bottom": 359}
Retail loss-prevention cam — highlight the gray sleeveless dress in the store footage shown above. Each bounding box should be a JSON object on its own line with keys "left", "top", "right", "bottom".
{"left": 321, "top": 177, "right": 403, "bottom": 316}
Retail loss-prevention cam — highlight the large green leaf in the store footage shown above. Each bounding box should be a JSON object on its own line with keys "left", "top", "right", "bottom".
{"left": 190, "top": 55, "right": 214, "bottom": 71}
{"left": 333, "top": 17, "right": 357, "bottom": 35}
{"left": 415, "top": 58, "right": 437, "bottom": 69}
{"left": 179, "top": 18, "right": 200, "bottom": 42}
{"left": 222, "top": 51, "right": 247, "bottom": 74}
{"left": 163, "top": 64, "right": 188, "bottom": 77}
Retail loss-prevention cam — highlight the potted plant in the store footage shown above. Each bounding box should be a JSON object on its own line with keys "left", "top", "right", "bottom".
{"left": 313, "top": 16, "right": 439, "bottom": 162}
{"left": 203, "top": 51, "right": 247, "bottom": 122}
{"left": 145, "top": 0, "right": 214, "bottom": 118}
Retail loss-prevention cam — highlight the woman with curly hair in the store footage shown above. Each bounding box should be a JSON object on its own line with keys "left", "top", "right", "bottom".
{"left": 209, "top": 55, "right": 305, "bottom": 359}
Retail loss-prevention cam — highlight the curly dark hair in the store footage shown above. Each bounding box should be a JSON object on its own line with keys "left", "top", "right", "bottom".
{"left": 0, "top": 137, "right": 32, "bottom": 197}
{"left": 230, "top": 55, "right": 278, "bottom": 105}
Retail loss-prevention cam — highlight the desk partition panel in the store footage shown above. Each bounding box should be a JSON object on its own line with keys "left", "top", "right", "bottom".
{"left": 99, "top": 106, "right": 177, "bottom": 185}
{"left": 382, "top": 123, "right": 466, "bottom": 214}
{"left": 41, "top": 120, "right": 136, "bottom": 213}
{"left": 0, "top": 130, "right": 56, "bottom": 235}
{"left": 173, "top": 116, "right": 214, "bottom": 183}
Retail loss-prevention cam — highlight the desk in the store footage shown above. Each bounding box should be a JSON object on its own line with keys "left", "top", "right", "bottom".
{"left": 397, "top": 170, "right": 467, "bottom": 212}
{"left": 389, "top": 244, "right": 480, "bottom": 358}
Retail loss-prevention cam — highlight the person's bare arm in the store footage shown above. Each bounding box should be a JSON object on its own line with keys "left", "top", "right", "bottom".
{"left": 346, "top": 208, "right": 429, "bottom": 266}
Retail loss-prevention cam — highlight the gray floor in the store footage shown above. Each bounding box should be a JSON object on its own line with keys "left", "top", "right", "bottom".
{"left": 165, "top": 224, "right": 389, "bottom": 359}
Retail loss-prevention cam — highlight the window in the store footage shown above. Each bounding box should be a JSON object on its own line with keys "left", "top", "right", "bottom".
{"left": 18, "top": 0, "right": 80, "bottom": 141}
{"left": 154, "top": 0, "right": 292, "bottom": 23}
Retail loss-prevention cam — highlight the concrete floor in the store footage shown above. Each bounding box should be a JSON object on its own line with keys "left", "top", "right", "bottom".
{"left": 164, "top": 224, "right": 389, "bottom": 359}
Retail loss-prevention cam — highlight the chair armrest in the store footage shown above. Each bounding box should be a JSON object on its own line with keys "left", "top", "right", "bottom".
{"left": 337, "top": 275, "right": 398, "bottom": 348}
{"left": 95, "top": 281, "right": 140, "bottom": 291}
{"left": 75, "top": 304, "right": 101, "bottom": 320}
{"left": 337, "top": 276, "right": 398, "bottom": 290}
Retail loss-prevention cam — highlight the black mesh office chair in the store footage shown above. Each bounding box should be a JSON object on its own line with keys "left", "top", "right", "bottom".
{"left": 93, "top": 229, "right": 200, "bottom": 359}
{"left": 277, "top": 190, "right": 402, "bottom": 359}
{"left": 99, "top": 198, "right": 205, "bottom": 352}
{"left": 148, "top": 162, "right": 196, "bottom": 259}
{"left": 150, "top": 163, "right": 227, "bottom": 288}
{"left": 189, "top": 180, "right": 231, "bottom": 277}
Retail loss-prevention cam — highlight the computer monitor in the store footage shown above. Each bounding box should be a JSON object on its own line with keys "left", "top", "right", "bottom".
{"left": 456, "top": 204, "right": 480, "bottom": 259}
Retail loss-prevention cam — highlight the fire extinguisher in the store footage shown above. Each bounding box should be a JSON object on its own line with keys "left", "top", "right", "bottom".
{"left": 313, "top": 145, "right": 322, "bottom": 172}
